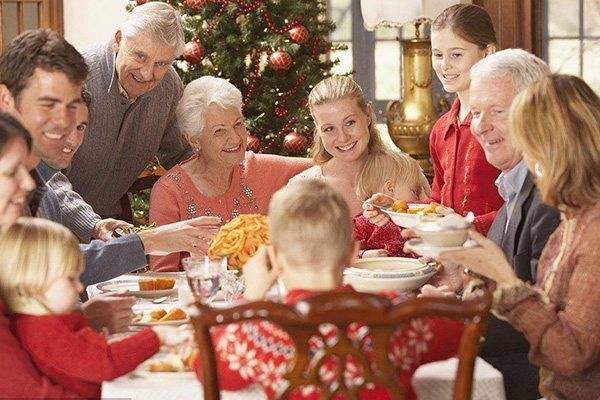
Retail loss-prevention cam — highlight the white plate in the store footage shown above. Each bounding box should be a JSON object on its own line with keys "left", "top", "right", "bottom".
{"left": 131, "top": 317, "right": 191, "bottom": 326}
{"left": 404, "top": 238, "right": 478, "bottom": 257}
{"left": 96, "top": 279, "right": 177, "bottom": 299}
{"left": 380, "top": 205, "right": 443, "bottom": 228}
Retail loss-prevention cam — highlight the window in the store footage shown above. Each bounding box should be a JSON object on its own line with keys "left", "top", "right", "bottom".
{"left": 0, "top": 0, "right": 63, "bottom": 49}
{"left": 542, "top": 0, "right": 600, "bottom": 92}
{"left": 328, "top": 0, "right": 402, "bottom": 117}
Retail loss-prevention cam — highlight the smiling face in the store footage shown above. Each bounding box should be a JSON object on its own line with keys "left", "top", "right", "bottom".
{"left": 470, "top": 75, "right": 522, "bottom": 171}
{"left": 113, "top": 31, "right": 177, "bottom": 99}
{"left": 431, "top": 27, "right": 490, "bottom": 95}
{"left": 9, "top": 68, "right": 82, "bottom": 170}
{"left": 47, "top": 103, "right": 88, "bottom": 170}
{"left": 311, "top": 97, "right": 371, "bottom": 163}
{"left": 192, "top": 103, "right": 247, "bottom": 169}
{"left": 0, "top": 137, "right": 35, "bottom": 226}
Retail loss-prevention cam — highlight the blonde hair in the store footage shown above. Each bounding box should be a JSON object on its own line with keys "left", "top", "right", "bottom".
{"left": 269, "top": 180, "right": 353, "bottom": 269}
{"left": 0, "top": 217, "right": 83, "bottom": 302}
{"left": 355, "top": 150, "right": 431, "bottom": 201}
{"left": 308, "top": 75, "right": 388, "bottom": 165}
{"left": 510, "top": 74, "right": 600, "bottom": 211}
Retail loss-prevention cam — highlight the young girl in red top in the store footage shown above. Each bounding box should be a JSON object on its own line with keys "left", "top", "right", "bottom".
{"left": 429, "top": 4, "right": 503, "bottom": 234}
{"left": 196, "top": 180, "right": 465, "bottom": 400}
{"left": 353, "top": 150, "right": 430, "bottom": 258}
{"left": 0, "top": 218, "right": 177, "bottom": 399}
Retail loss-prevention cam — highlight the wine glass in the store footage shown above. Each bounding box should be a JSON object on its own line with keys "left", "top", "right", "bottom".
{"left": 182, "top": 256, "right": 227, "bottom": 304}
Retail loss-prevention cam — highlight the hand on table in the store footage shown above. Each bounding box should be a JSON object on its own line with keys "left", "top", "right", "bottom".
{"left": 243, "top": 245, "right": 280, "bottom": 301}
{"left": 92, "top": 218, "right": 131, "bottom": 241}
{"left": 82, "top": 292, "right": 136, "bottom": 334}
{"left": 137, "top": 216, "right": 221, "bottom": 256}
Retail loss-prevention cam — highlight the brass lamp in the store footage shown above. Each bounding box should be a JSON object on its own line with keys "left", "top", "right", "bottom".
{"left": 360, "top": 0, "right": 464, "bottom": 175}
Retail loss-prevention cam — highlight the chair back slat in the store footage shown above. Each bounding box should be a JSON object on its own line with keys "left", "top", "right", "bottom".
{"left": 191, "top": 290, "right": 491, "bottom": 400}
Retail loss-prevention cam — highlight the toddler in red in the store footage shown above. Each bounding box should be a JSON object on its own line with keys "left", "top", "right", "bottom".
{"left": 353, "top": 150, "right": 430, "bottom": 258}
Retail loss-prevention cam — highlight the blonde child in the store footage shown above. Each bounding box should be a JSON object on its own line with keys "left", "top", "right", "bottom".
{"left": 196, "top": 180, "right": 464, "bottom": 400}
{"left": 0, "top": 218, "right": 179, "bottom": 398}
{"left": 353, "top": 150, "right": 430, "bottom": 258}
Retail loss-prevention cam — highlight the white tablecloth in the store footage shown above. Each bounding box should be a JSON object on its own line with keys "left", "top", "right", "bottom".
{"left": 413, "top": 357, "right": 506, "bottom": 400}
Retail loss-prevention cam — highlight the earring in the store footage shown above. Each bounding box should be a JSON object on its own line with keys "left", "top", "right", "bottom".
{"left": 534, "top": 162, "right": 544, "bottom": 177}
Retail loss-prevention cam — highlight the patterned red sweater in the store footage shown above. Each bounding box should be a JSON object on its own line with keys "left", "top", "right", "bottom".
{"left": 353, "top": 214, "right": 411, "bottom": 257}
{"left": 195, "top": 287, "right": 464, "bottom": 399}
{"left": 12, "top": 312, "right": 160, "bottom": 398}
{"left": 429, "top": 98, "right": 503, "bottom": 235}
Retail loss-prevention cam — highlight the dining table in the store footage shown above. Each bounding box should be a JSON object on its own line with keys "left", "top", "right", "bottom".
{"left": 89, "top": 273, "right": 507, "bottom": 400}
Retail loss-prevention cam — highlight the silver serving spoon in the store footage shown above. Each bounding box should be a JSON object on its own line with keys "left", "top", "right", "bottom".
{"left": 152, "top": 296, "right": 169, "bottom": 304}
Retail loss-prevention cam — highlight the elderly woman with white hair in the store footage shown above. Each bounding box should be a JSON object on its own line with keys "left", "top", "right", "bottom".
{"left": 149, "top": 76, "right": 312, "bottom": 271}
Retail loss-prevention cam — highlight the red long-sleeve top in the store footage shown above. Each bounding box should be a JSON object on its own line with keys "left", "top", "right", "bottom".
{"left": 12, "top": 312, "right": 160, "bottom": 398}
{"left": 429, "top": 99, "right": 503, "bottom": 234}
{"left": 353, "top": 214, "right": 411, "bottom": 257}
{"left": 0, "top": 300, "right": 80, "bottom": 398}
{"left": 195, "top": 286, "right": 464, "bottom": 400}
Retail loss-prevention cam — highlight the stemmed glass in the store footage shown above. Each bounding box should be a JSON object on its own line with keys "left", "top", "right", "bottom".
{"left": 182, "top": 256, "right": 227, "bottom": 304}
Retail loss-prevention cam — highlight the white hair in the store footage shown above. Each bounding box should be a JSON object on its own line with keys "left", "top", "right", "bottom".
{"left": 176, "top": 76, "right": 243, "bottom": 137}
{"left": 470, "top": 48, "right": 551, "bottom": 92}
{"left": 121, "top": 2, "right": 184, "bottom": 56}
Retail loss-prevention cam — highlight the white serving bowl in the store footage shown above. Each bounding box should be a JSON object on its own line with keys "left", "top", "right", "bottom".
{"left": 380, "top": 208, "right": 443, "bottom": 228}
{"left": 413, "top": 224, "right": 469, "bottom": 247}
{"left": 344, "top": 257, "right": 438, "bottom": 293}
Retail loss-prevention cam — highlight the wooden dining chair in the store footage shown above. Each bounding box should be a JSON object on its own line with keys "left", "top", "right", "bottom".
{"left": 191, "top": 291, "right": 491, "bottom": 400}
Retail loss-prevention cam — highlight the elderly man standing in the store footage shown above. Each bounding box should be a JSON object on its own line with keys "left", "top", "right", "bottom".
{"left": 65, "top": 2, "right": 193, "bottom": 218}
{"left": 462, "top": 49, "right": 561, "bottom": 400}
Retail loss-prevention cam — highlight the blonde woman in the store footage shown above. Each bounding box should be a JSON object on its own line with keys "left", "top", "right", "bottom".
{"left": 288, "top": 75, "right": 388, "bottom": 215}
{"left": 440, "top": 74, "right": 600, "bottom": 400}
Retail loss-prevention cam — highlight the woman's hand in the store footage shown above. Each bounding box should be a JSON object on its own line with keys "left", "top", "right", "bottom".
{"left": 137, "top": 216, "right": 221, "bottom": 256}
{"left": 437, "top": 230, "right": 519, "bottom": 284}
{"left": 243, "top": 246, "right": 280, "bottom": 301}
{"left": 363, "top": 193, "right": 395, "bottom": 227}
{"left": 418, "top": 284, "right": 456, "bottom": 298}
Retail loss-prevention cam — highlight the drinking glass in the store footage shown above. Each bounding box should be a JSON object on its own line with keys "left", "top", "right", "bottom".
{"left": 182, "top": 256, "right": 227, "bottom": 304}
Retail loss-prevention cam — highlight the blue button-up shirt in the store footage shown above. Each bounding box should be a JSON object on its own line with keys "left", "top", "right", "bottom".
{"left": 495, "top": 160, "right": 529, "bottom": 231}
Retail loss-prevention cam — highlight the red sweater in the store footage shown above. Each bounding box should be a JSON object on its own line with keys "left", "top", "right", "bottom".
{"left": 353, "top": 214, "right": 411, "bottom": 257}
{"left": 429, "top": 99, "right": 503, "bottom": 234}
{"left": 195, "top": 287, "right": 464, "bottom": 399}
{"left": 0, "top": 300, "right": 81, "bottom": 398}
{"left": 12, "top": 312, "right": 160, "bottom": 398}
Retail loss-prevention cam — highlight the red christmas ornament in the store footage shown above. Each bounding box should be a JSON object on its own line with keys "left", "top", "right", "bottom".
{"left": 184, "top": 0, "right": 209, "bottom": 10}
{"left": 136, "top": 0, "right": 147, "bottom": 4}
{"left": 184, "top": 39, "right": 204, "bottom": 64}
{"left": 283, "top": 131, "right": 307, "bottom": 155}
{"left": 289, "top": 25, "right": 309, "bottom": 44}
{"left": 246, "top": 134, "right": 261, "bottom": 153}
{"left": 274, "top": 105, "right": 288, "bottom": 118}
{"left": 268, "top": 50, "right": 292, "bottom": 72}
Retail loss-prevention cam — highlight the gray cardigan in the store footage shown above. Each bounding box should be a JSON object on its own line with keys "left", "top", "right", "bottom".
{"left": 65, "top": 40, "right": 192, "bottom": 217}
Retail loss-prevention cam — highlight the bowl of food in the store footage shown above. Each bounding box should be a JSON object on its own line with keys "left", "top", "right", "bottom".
{"left": 379, "top": 201, "right": 443, "bottom": 228}
{"left": 413, "top": 214, "right": 471, "bottom": 247}
{"left": 344, "top": 257, "right": 438, "bottom": 293}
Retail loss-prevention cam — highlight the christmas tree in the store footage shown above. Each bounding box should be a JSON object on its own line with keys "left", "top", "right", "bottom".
{"left": 130, "top": 0, "right": 344, "bottom": 156}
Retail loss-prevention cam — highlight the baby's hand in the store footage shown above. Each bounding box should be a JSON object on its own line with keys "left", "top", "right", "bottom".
{"left": 363, "top": 193, "right": 394, "bottom": 227}
{"left": 362, "top": 249, "right": 389, "bottom": 258}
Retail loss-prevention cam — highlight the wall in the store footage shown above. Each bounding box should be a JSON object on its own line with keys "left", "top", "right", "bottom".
{"left": 63, "top": 0, "right": 129, "bottom": 51}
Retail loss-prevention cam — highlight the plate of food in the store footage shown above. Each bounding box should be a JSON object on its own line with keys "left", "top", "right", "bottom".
{"left": 96, "top": 278, "right": 177, "bottom": 298}
{"left": 135, "top": 351, "right": 197, "bottom": 378}
{"left": 378, "top": 201, "right": 444, "bottom": 228}
{"left": 132, "top": 307, "right": 190, "bottom": 326}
